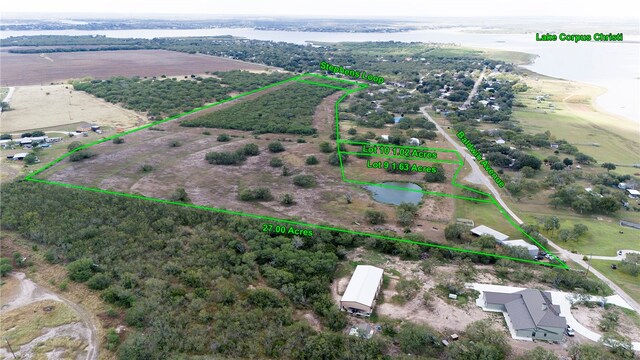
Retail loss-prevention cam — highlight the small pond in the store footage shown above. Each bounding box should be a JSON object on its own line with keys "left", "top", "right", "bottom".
{"left": 364, "top": 182, "right": 423, "bottom": 206}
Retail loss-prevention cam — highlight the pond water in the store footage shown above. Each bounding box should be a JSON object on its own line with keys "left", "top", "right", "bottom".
{"left": 364, "top": 182, "right": 423, "bottom": 206}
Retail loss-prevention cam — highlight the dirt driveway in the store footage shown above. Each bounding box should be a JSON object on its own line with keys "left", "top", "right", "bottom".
{"left": 0, "top": 272, "right": 98, "bottom": 360}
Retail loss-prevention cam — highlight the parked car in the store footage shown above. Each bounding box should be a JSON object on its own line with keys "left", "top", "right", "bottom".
{"left": 618, "top": 250, "right": 623, "bottom": 256}
{"left": 611, "top": 264, "right": 618, "bottom": 270}
{"left": 566, "top": 326, "right": 575, "bottom": 337}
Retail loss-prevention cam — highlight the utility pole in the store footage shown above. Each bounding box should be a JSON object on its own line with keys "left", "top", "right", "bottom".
{"left": 4, "top": 337, "right": 17, "bottom": 359}
{"left": 585, "top": 253, "right": 592, "bottom": 276}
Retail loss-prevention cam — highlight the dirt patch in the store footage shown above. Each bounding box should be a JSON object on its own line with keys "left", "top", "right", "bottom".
{"left": 572, "top": 305, "right": 640, "bottom": 342}
{"left": 0, "top": 50, "right": 269, "bottom": 86}
{"left": 0, "top": 84, "right": 143, "bottom": 133}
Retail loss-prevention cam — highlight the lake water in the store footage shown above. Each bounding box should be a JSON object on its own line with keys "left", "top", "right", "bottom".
{"left": 1, "top": 27, "right": 638, "bottom": 122}
{"left": 365, "top": 182, "right": 423, "bottom": 206}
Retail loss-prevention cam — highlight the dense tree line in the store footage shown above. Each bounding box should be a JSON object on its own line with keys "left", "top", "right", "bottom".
{"left": 182, "top": 83, "right": 336, "bottom": 135}
{"left": 72, "top": 71, "right": 291, "bottom": 117}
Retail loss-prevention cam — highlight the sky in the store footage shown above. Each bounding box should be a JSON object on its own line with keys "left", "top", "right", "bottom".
{"left": 2, "top": 0, "right": 639, "bottom": 19}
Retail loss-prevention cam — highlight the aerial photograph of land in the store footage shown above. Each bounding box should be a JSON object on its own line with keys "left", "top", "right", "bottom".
{"left": 1, "top": 1, "right": 639, "bottom": 359}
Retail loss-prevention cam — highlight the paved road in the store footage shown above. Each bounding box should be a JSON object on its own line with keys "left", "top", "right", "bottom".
{"left": 422, "top": 103, "right": 640, "bottom": 314}
{"left": 462, "top": 67, "right": 486, "bottom": 109}
{"left": 420, "top": 106, "right": 523, "bottom": 224}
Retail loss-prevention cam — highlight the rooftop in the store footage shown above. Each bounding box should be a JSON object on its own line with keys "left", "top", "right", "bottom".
{"left": 470, "top": 225, "right": 509, "bottom": 242}
{"left": 341, "top": 265, "right": 384, "bottom": 308}
{"left": 485, "top": 289, "right": 566, "bottom": 330}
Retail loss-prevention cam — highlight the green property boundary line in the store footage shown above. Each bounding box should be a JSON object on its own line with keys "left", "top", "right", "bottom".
{"left": 24, "top": 73, "right": 568, "bottom": 269}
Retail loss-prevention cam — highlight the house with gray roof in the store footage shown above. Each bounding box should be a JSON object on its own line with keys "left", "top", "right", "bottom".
{"left": 481, "top": 289, "right": 566, "bottom": 342}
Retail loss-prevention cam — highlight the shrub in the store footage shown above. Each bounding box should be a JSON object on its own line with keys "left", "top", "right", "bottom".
{"left": 328, "top": 152, "right": 348, "bottom": 166}
{"left": 268, "top": 141, "right": 285, "bottom": 153}
{"left": 217, "top": 133, "right": 231, "bottom": 142}
{"left": 67, "top": 141, "right": 83, "bottom": 151}
{"left": 293, "top": 175, "right": 316, "bottom": 188}
{"left": 240, "top": 143, "right": 260, "bottom": 156}
{"left": 319, "top": 142, "right": 333, "bottom": 153}
{"left": 24, "top": 153, "right": 38, "bottom": 165}
{"left": 87, "top": 273, "right": 112, "bottom": 290}
{"left": 205, "top": 151, "right": 246, "bottom": 165}
{"left": 270, "top": 157, "right": 284, "bottom": 167}
{"left": 239, "top": 187, "right": 273, "bottom": 201}
{"left": 113, "top": 137, "right": 125, "bottom": 144}
{"left": 296, "top": 138, "right": 306, "bottom": 143}
{"left": 305, "top": 156, "right": 319, "bottom": 165}
{"left": 281, "top": 166, "right": 291, "bottom": 176}
{"left": 202, "top": 131, "right": 211, "bottom": 136}
{"left": 69, "top": 150, "right": 96, "bottom": 162}
{"left": 170, "top": 188, "right": 190, "bottom": 203}
{"left": 31, "top": 130, "right": 46, "bottom": 137}
{"left": 67, "top": 258, "right": 95, "bottom": 282}
{"left": 347, "top": 128, "right": 357, "bottom": 135}
{"left": 168, "top": 139, "right": 182, "bottom": 147}
{"left": 365, "top": 210, "right": 387, "bottom": 225}
{"left": 140, "top": 164, "right": 154, "bottom": 172}
{"left": 281, "top": 193, "right": 295, "bottom": 205}
{"left": 0, "top": 258, "right": 12, "bottom": 277}
{"left": 424, "top": 164, "right": 446, "bottom": 182}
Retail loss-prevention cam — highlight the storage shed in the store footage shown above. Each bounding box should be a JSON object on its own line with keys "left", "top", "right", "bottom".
{"left": 340, "top": 265, "right": 384, "bottom": 317}
{"left": 470, "top": 225, "right": 510, "bottom": 243}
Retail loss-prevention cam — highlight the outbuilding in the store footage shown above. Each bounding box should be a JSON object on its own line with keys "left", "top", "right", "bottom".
{"left": 470, "top": 225, "right": 509, "bottom": 243}
{"left": 626, "top": 189, "right": 640, "bottom": 199}
{"left": 502, "top": 240, "right": 539, "bottom": 258}
{"left": 340, "top": 265, "right": 384, "bottom": 317}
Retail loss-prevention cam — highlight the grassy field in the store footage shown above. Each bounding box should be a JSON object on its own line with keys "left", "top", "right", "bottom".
{"left": 590, "top": 259, "right": 640, "bottom": 303}
{"left": 0, "top": 300, "right": 79, "bottom": 347}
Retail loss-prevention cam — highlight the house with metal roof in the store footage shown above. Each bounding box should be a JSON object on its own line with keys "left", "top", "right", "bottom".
{"left": 481, "top": 289, "right": 566, "bottom": 342}
{"left": 340, "top": 265, "right": 384, "bottom": 317}
{"left": 470, "top": 225, "right": 510, "bottom": 243}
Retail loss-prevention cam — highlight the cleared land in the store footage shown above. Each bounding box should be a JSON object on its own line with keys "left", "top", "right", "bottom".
{"left": 0, "top": 50, "right": 268, "bottom": 86}
{"left": 0, "top": 84, "right": 142, "bottom": 133}
{"left": 35, "top": 80, "right": 456, "bottom": 244}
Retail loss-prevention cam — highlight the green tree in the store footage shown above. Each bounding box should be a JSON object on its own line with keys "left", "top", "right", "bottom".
{"left": 601, "top": 333, "right": 635, "bottom": 359}
{"left": 0, "top": 258, "right": 12, "bottom": 277}
{"left": 396, "top": 203, "right": 418, "bottom": 227}
{"left": 601, "top": 162, "right": 616, "bottom": 172}
{"left": 67, "top": 141, "right": 83, "bottom": 151}
{"left": 571, "top": 197, "right": 592, "bottom": 214}
{"left": 445, "top": 223, "right": 466, "bottom": 242}
{"left": 543, "top": 216, "right": 560, "bottom": 235}
{"left": 514, "top": 346, "right": 557, "bottom": 360}
{"left": 424, "top": 164, "right": 446, "bottom": 182}
{"left": 270, "top": 157, "right": 283, "bottom": 167}
{"left": 67, "top": 258, "right": 95, "bottom": 282}
{"left": 521, "top": 166, "right": 536, "bottom": 178}
{"left": 558, "top": 228, "right": 575, "bottom": 242}
{"left": 572, "top": 223, "right": 589, "bottom": 238}
{"left": 24, "top": 153, "right": 38, "bottom": 165}
{"left": 575, "top": 152, "right": 597, "bottom": 165}
{"left": 397, "top": 323, "right": 442, "bottom": 356}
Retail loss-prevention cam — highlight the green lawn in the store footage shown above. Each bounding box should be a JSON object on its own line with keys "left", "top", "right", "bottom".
{"left": 454, "top": 197, "right": 522, "bottom": 239}
{"left": 541, "top": 217, "right": 640, "bottom": 256}
{"left": 589, "top": 259, "right": 640, "bottom": 304}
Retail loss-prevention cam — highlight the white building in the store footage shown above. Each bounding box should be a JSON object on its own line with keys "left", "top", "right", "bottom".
{"left": 471, "top": 225, "right": 510, "bottom": 243}
{"left": 627, "top": 189, "right": 640, "bottom": 199}
{"left": 340, "top": 265, "right": 384, "bottom": 317}
{"left": 502, "top": 240, "right": 539, "bottom": 258}
{"left": 409, "top": 138, "right": 420, "bottom": 146}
